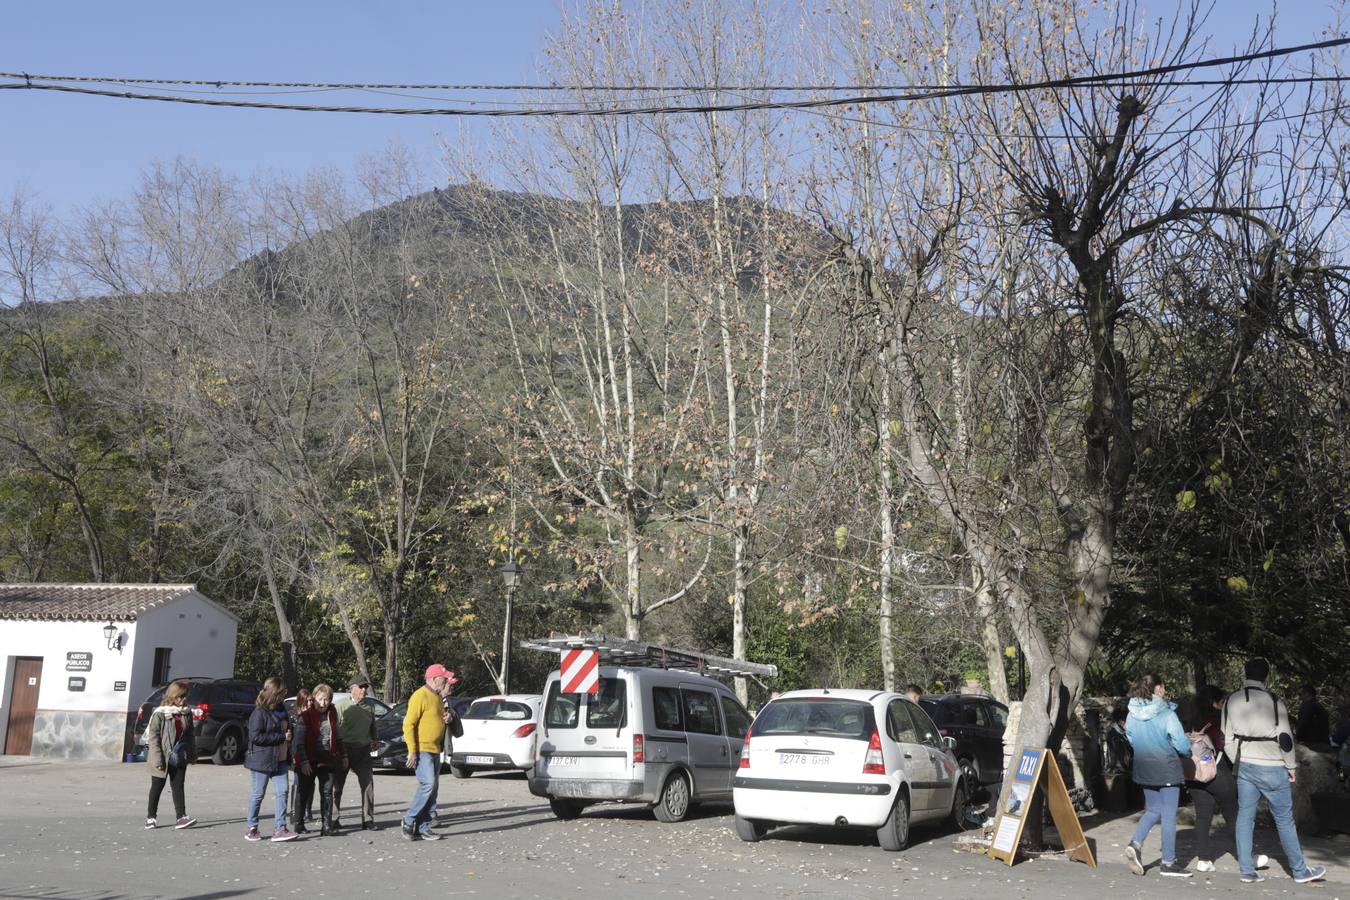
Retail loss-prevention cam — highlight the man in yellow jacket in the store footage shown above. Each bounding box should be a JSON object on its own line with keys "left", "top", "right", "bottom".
{"left": 402, "top": 663, "right": 457, "bottom": 841}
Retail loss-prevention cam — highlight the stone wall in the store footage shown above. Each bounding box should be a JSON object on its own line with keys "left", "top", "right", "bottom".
{"left": 30, "top": 709, "right": 128, "bottom": 761}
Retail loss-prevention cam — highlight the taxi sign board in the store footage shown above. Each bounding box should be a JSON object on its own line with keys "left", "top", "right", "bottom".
{"left": 987, "top": 746, "right": 1095, "bottom": 867}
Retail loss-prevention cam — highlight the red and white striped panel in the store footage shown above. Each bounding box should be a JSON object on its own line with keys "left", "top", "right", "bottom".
{"left": 560, "top": 648, "right": 600, "bottom": 694}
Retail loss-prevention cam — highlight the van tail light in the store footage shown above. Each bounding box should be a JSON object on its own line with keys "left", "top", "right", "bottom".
{"left": 192, "top": 704, "right": 210, "bottom": 722}
{"left": 512, "top": 723, "right": 537, "bottom": 739}
{"left": 862, "top": 728, "right": 886, "bottom": 775}
{"left": 739, "top": 728, "right": 753, "bottom": 769}
{"left": 938, "top": 728, "right": 950, "bottom": 738}
{"left": 632, "top": 733, "right": 645, "bottom": 764}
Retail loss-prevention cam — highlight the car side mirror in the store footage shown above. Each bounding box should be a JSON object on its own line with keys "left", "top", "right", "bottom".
{"left": 943, "top": 736, "right": 957, "bottom": 750}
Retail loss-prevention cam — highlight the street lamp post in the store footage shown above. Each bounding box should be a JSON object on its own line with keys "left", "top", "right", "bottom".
{"left": 500, "top": 558, "right": 524, "bottom": 695}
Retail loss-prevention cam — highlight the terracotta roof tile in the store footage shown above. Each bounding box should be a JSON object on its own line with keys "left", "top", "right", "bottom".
{"left": 0, "top": 583, "right": 198, "bottom": 622}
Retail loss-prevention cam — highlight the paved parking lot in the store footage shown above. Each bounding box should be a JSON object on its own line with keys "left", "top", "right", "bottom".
{"left": 0, "top": 757, "right": 1345, "bottom": 899}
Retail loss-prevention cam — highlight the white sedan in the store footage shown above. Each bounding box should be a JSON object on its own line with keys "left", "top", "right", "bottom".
{"left": 448, "top": 694, "right": 542, "bottom": 777}
{"left": 732, "top": 689, "right": 967, "bottom": 849}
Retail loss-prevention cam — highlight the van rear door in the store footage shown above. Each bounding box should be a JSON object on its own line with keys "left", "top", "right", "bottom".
{"left": 539, "top": 673, "right": 631, "bottom": 782}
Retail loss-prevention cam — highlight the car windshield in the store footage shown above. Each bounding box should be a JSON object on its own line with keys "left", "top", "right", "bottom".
{"left": 754, "top": 698, "right": 872, "bottom": 740}
{"left": 464, "top": 699, "right": 533, "bottom": 720}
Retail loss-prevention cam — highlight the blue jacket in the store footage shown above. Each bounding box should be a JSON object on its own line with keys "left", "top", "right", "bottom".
{"left": 245, "top": 706, "right": 291, "bottom": 775}
{"left": 1126, "top": 696, "right": 1190, "bottom": 787}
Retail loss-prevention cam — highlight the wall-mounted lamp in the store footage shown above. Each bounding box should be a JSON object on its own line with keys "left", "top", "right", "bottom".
{"left": 103, "top": 621, "right": 123, "bottom": 652}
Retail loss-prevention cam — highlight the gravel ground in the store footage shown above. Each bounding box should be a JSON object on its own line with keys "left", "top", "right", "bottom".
{"left": 0, "top": 757, "right": 1345, "bottom": 900}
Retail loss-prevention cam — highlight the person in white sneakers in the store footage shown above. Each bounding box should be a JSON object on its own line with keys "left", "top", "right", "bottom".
{"left": 143, "top": 680, "right": 197, "bottom": 831}
{"left": 1223, "top": 658, "right": 1325, "bottom": 885}
{"left": 1122, "top": 675, "right": 1192, "bottom": 877}
{"left": 1187, "top": 685, "right": 1268, "bottom": 874}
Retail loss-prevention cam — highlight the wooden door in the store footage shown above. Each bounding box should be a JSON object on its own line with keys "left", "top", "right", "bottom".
{"left": 4, "top": 657, "right": 43, "bottom": 755}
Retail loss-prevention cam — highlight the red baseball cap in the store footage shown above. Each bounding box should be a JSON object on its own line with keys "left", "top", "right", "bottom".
{"left": 424, "top": 663, "right": 459, "bottom": 685}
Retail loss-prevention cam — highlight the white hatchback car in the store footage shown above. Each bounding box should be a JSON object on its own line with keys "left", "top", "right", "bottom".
{"left": 732, "top": 689, "right": 967, "bottom": 849}
{"left": 448, "top": 694, "right": 542, "bottom": 778}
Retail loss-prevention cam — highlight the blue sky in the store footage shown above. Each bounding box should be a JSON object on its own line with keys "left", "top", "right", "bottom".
{"left": 1, "top": 2, "right": 563, "bottom": 216}
{"left": 1, "top": 1, "right": 1340, "bottom": 218}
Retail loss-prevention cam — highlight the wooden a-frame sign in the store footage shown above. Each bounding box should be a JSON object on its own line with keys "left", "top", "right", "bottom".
{"left": 986, "top": 747, "right": 1096, "bottom": 867}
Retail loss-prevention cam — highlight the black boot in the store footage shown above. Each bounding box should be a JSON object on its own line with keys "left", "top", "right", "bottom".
{"left": 319, "top": 773, "right": 338, "bottom": 835}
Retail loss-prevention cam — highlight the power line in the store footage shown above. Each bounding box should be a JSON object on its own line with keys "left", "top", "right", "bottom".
{"left": 3, "top": 34, "right": 1346, "bottom": 93}
{"left": 3, "top": 73, "right": 1344, "bottom": 106}
{"left": 2, "top": 36, "right": 1346, "bottom": 117}
{"left": 0, "top": 74, "right": 1343, "bottom": 94}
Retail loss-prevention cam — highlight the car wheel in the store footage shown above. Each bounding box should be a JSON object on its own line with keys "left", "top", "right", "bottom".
{"left": 450, "top": 764, "right": 473, "bottom": 779}
{"left": 549, "top": 798, "right": 585, "bottom": 820}
{"left": 652, "top": 770, "right": 692, "bottom": 823}
{"left": 877, "top": 789, "right": 910, "bottom": 851}
{"left": 734, "top": 813, "right": 769, "bottom": 842}
{"left": 948, "top": 775, "right": 974, "bottom": 832}
{"left": 213, "top": 728, "right": 243, "bottom": 766}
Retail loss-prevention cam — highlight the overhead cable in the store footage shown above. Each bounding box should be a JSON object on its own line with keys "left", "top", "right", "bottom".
{"left": 2, "top": 34, "right": 1346, "bottom": 93}
{"left": 1, "top": 35, "right": 1346, "bottom": 117}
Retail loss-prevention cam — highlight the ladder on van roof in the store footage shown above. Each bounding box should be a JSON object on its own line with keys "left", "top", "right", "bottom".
{"left": 519, "top": 631, "right": 778, "bottom": 679}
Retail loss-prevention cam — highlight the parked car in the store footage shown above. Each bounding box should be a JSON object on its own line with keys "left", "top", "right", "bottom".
{"left": 732, "top": 689, "right": 966, "bottom": 849}
{"left": 449, "top": 694, "right": 543, "bottom": 778}
{"left": 918, "top": 693, "right": 1008, "bottom": 790}
{"left": 131, "top": 677, "right": 264, "bottom": 765}
{"left": 372, "top": 696, "right": 472, "bottom": 771}
{"left": 529, "top": 667, "right": 754, "bottom": 822}
{"left": 283, "top": 692, "right": 391, "bottom": 719}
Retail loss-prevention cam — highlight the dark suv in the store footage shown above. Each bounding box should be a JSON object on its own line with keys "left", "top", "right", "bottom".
{"left": 131, "top": 677, "right": 263, "bottom": 765}
{"left": 920, "top": 693, "right": 1009, "bottom": 790}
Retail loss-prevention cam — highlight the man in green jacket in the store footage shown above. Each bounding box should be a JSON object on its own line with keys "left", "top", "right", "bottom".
{"left": 334, "top": 678, "right": 379, "bottom": 830}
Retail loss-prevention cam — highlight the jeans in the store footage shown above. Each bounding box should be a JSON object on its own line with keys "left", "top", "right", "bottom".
{"left": 147, "top": 764, "right": 187, "bottom": 819}
{"left": 403, "top": 751, "right": 440, "bottom": 834}
{"left": 247, "top": 767, "right": 290, "bottom": 832}
{"left": 1236, "top": 763, "right": 1309, "bottom": 878}
{"left": 1131, "top": 785, "right": 1180, "bottom": 864}
{"left": 334, "top": 744, "right": 375, "bottom": 824}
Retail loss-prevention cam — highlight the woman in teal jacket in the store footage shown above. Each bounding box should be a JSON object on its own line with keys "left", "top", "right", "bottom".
{"left": 1123, "top": 674, "right": 1191, "bottom": 878}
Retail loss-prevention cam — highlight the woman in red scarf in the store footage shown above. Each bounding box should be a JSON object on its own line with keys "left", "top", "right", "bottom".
{"left": 293, "top": 683, "right": 349, "bottom": 836}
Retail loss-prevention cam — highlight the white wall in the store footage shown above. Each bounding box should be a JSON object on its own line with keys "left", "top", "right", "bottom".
{"left": 0, "top": 620, "right": 138, "bottom": 719}
{"left": 0, "top": 590, "right": 237, "bottom": 755}
{"left": 125, "top": 591, "right": 238, "bottom": 710}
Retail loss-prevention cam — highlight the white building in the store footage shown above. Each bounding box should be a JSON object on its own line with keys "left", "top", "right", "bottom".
{"left": 0, "top": 584, "right": 238, "bottom": 761}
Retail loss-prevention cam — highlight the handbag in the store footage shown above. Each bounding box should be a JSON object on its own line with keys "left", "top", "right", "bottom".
{"left": 164, "top": 712, "right": 190, "bottom": 767}
{"left": 1183, "top": 731, "right": 1218, "bottom": 783}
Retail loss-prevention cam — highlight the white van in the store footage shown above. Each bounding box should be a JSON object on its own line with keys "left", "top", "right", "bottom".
{"left": 528, "top": 665, "right": 755, "bottom": 822}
